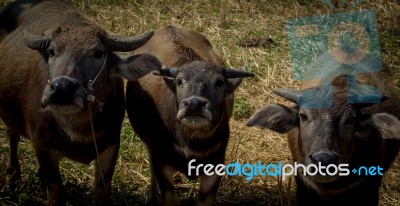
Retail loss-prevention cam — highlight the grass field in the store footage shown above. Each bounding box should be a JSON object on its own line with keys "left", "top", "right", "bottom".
{"left": 0, "top": 0, "right": 399, "bottom": 205}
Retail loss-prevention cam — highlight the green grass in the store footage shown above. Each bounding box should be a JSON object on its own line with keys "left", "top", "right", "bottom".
{"left": 1, "top": 0, "right": 400, "bottom": 205}
{"left": 233, "top": 97, "right": 253, "bottom": 120}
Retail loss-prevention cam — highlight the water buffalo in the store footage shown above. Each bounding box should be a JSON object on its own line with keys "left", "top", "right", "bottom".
{"left": 126, "top": 26, "right": 253, "bottom": 205}
{"left": 248, "top": 62, "right": 400, "bottom": 205}
{"left": 0, "top": 0, "right": 160, "bottom": 205}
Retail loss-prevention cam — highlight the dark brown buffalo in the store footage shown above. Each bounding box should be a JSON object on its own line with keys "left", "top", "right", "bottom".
{"left": 248, "top": 62, "right": 400, "bottom": 205}
{"left": 126, "top": 26, "right": 253, "bottom": 205}
{"left": 0, "top": 0, "right": 160, "bottom": 205}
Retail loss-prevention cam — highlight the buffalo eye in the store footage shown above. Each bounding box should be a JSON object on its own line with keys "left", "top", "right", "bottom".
{"left": 215, "top": 79, "right": 225, "bottom": 88}
{"left": 47, "top": 49, "right": 55, "bottom": 57}
{"left": 345, "top": 116, "right": 356, "bottom": 125}
{"left": 93, "top": 50, "right": 104, "bottom": 59}
{"left": 176, "top": 79, "right": 183, "bottom": 86}
{"left": 299, "top": 113, "right": 308, "bottom": 121}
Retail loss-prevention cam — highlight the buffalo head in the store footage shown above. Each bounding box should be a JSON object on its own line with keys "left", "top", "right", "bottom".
{"left": 155, "top": 61, "right": 253, "bottom": 138}
{"left": 247, "top": 86, "right": 400, "bottom": 184}
{"left": 24, "top": 26, "right": 160, "bottom": 114}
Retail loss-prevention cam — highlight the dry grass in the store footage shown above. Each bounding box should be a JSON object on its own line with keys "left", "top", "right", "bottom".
{"left": 0, "top": 0, "right": 399, "bottom": 205}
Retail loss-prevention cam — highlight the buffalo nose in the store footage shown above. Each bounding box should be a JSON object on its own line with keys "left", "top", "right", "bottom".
{"left": 182, "top": 96, "right": 208, "bottom": 112}
{"left": 49, "top": 77, "right": 79, "bottom": 98}
{"left": 311, "top": 152, "right": 340, "bottom": 166}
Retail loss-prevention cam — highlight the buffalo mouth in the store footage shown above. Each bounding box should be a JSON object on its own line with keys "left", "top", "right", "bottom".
{"left": 177, "top": 110, "right": 212, "bottom": 128}
{"left": 299, "top": 162, "right": 342, "bottom": 184}
{"left": 306, "top": 172, "right": 340, "bottom": 184}
{"left": 41, "top": 96, "right": 84, "bottom": 115}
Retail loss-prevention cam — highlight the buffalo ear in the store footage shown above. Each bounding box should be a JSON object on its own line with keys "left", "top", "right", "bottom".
{"left": 370, "top": 113, "right": 400, "bottom": 140}
{"left": 163, "top": 77, "right": 176, "bottom": 93}
{"left": 227, "top": 78, "right": 242, "bottom": 94}
{"left": 247, "top": 104, "right": 298, "bottom": 133}
{"left": 116, "top": 53, "right": 161, "bottom": 81}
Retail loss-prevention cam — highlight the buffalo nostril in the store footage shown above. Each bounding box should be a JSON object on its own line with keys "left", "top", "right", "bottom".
{"left": 51, "top": 80, "right": 63, "bottom": 92}
{"left": 311, "top": 152, "right": 339, "bottom": 166}
{"left": 186, "top": 97, "right": 207, "bottom": 110}
{"left": 199, "top": 100, "right": 206, "bottom": 107}
{"left": 181, "top": 97, "right": 209, "bottom": 115}
{"left": 49, "top": 78, "right": 79, "bottom": 95}
{"left": 50, "top": 81, "right": 57, "bottom": 90}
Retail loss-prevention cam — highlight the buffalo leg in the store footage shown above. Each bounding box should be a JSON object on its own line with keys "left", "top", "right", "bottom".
{"left": 197, "top": 173, "right": 221, "bottom": 206}
{"left": 151, "top": 156, "right": 178, "bottom": 206}
{"left": 34, "top": 147, "right": 66, "bottom": 206}
{"left": 93, "top": 142, "right": 119, "bottom": 206}
{"left": 146, "top": 159, "right": 161, "bottom": 205}
{"left": 4, "top": 129, "right": 22, "bottom": 193}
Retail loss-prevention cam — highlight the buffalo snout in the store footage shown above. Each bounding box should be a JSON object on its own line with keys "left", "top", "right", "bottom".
{"left": 41, "top": 76, "right": 85, "bottom": 114}
{"left": 177, "top": 96, "right": 212, "bottom": 128}
{"left": 303, "top": 151, "right": 343, "bottom": 183}
{"left": 310, "top": 151, "right": 341, "bottom": 166}
{"left": 181, "top": 96, "right": 208, "bottom": 113}
{"left": 49, "top": 77, "right": 80, "bottom": 98}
